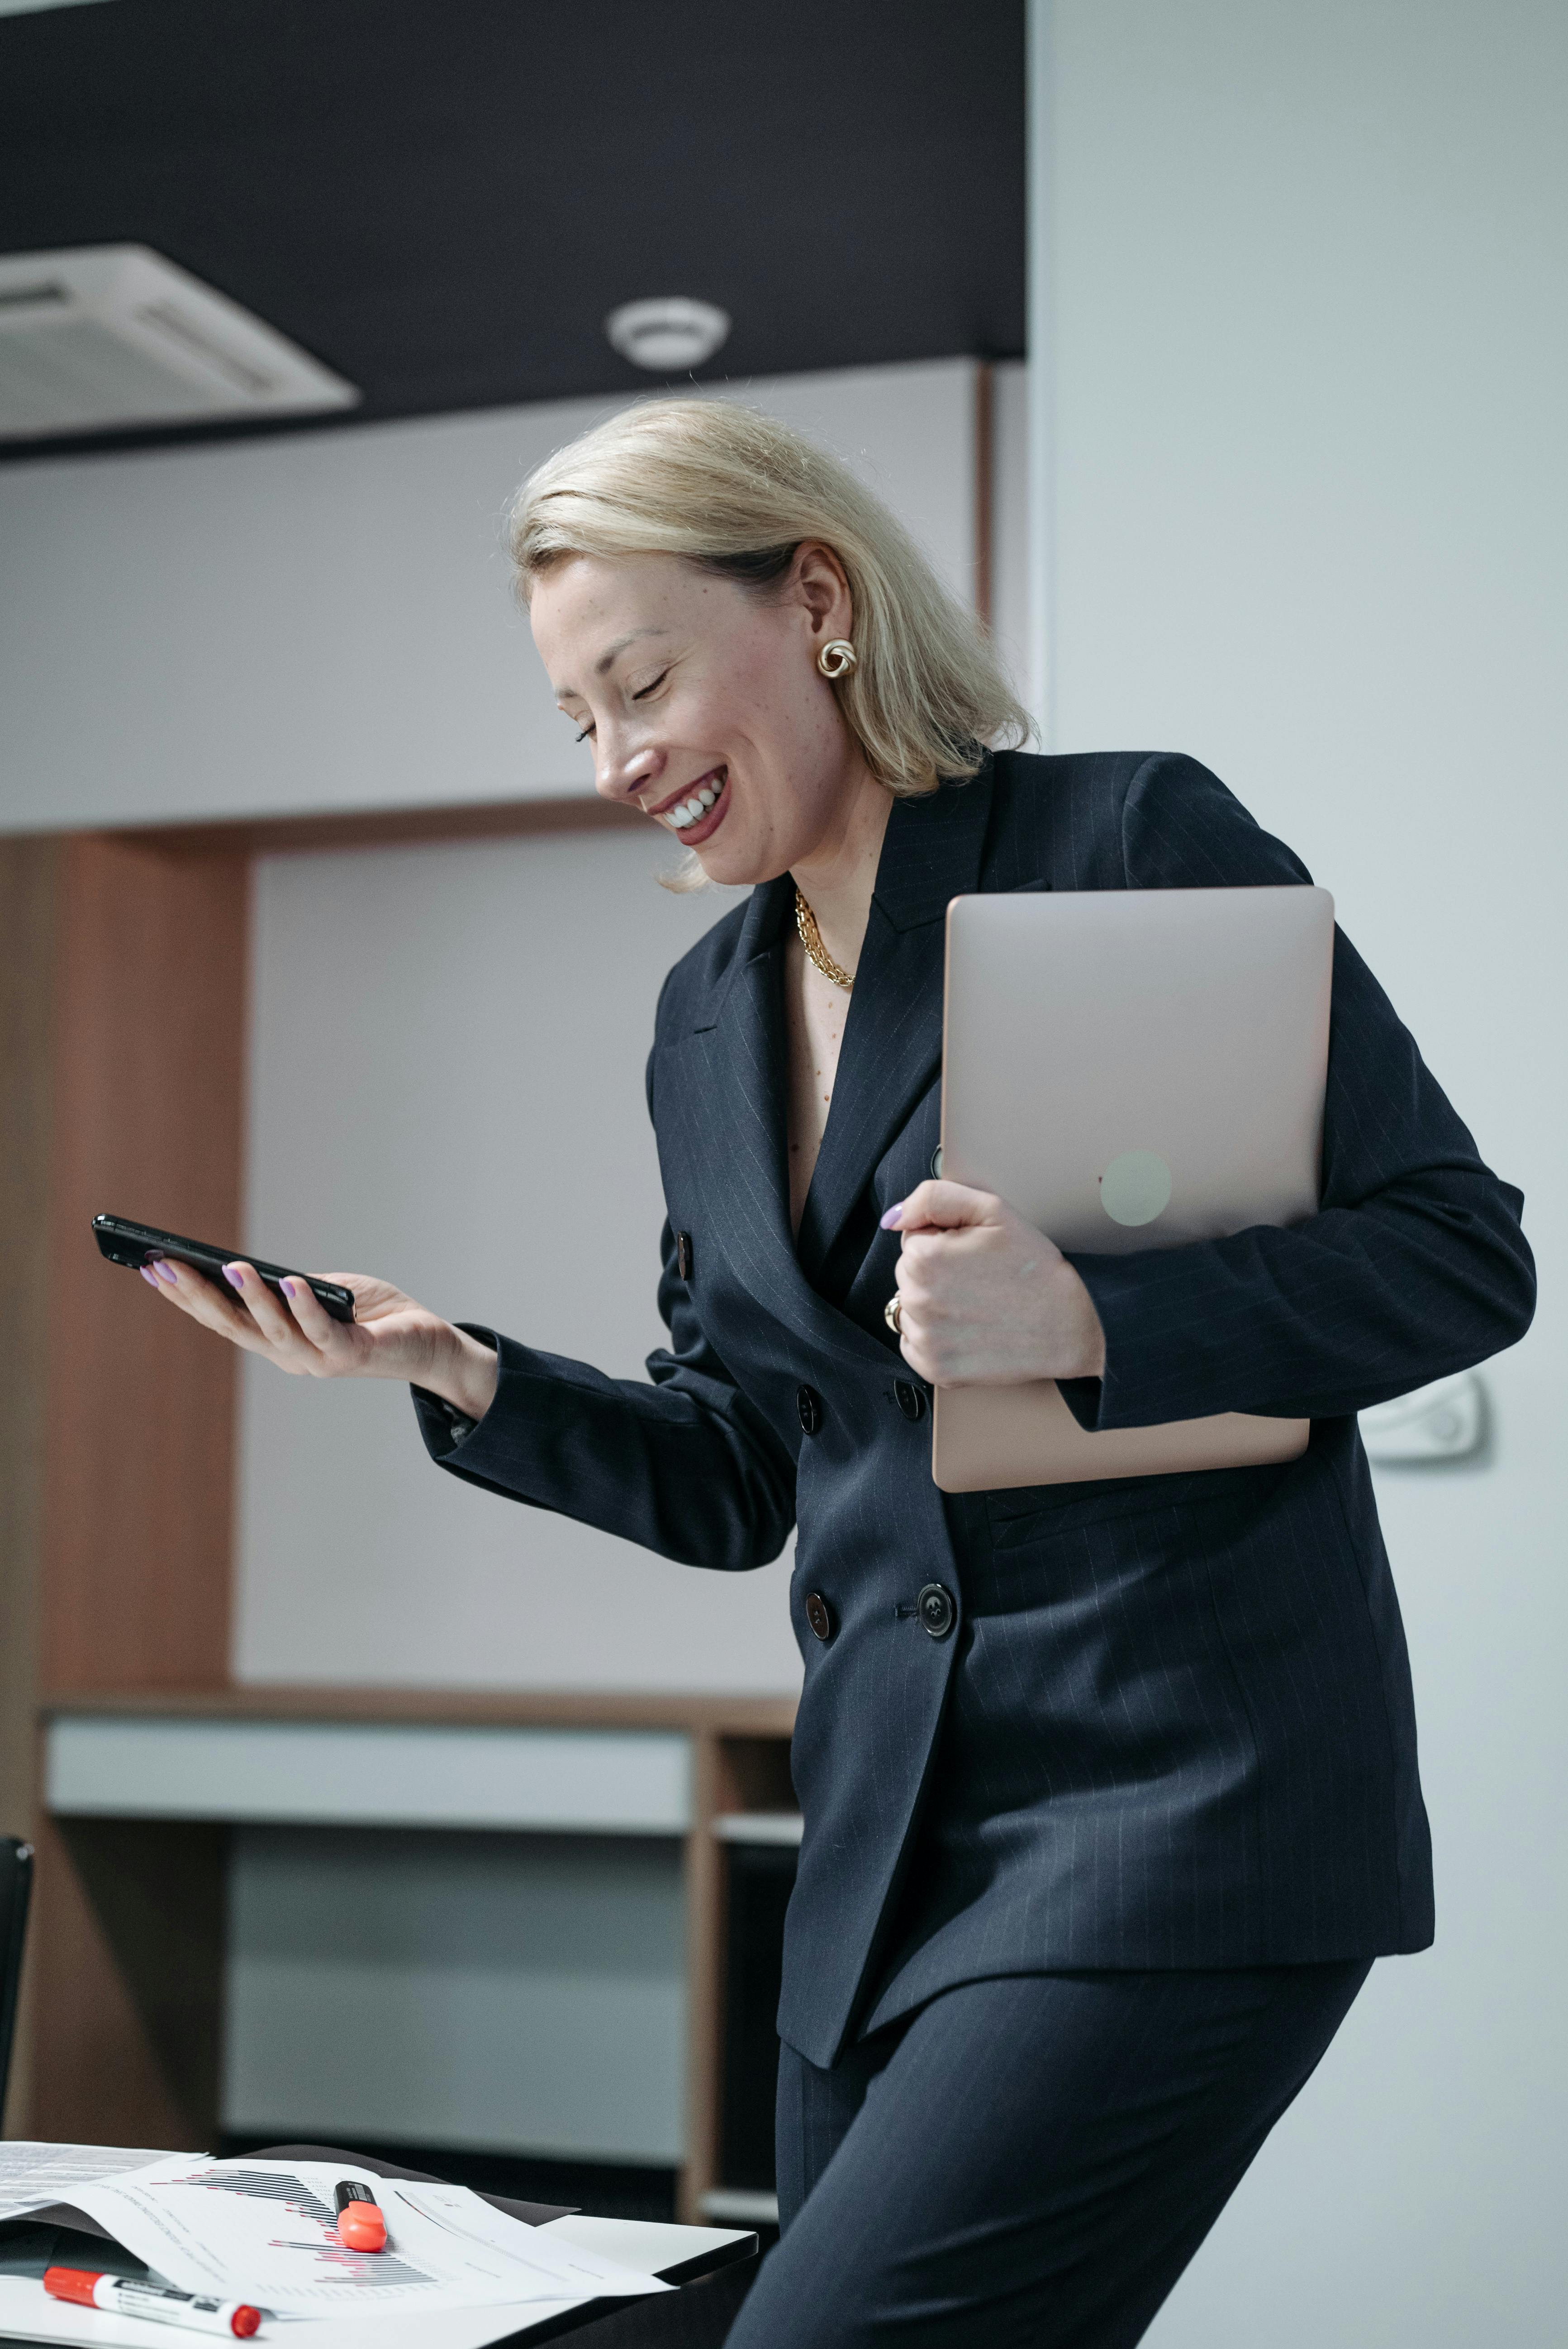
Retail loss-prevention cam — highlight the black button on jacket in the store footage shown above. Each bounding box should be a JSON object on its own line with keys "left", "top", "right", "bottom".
{"left": 413, "top": 752, "right": 1535, "bottom": 2070}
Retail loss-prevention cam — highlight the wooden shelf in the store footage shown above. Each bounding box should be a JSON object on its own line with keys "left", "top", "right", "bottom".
{"left": 698, "top": 2188, "right": 779, "bottom": 2228}
{"left": 712, "top": 1813, "right": 804, "bottom": 1846}
{"left": 46, "top": 1713, "right": 695, "bottom": 1836}
{"left": 117, "top": 789, "right": 640, "bottom": 861}
{"left": 42, "top": 1685, "right": 797, "bottom": 1737}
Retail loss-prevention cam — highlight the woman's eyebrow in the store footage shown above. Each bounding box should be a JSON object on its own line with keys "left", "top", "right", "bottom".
{"left": 594, "top": 625, "right": 670, "bottom": 676}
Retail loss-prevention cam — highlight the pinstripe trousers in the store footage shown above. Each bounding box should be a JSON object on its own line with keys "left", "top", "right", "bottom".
{"left": 726, "top": 1963, "right": 1369, "bottom": 2349}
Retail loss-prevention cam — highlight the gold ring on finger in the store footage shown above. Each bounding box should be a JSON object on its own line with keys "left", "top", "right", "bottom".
{"left": 884, "top": 1293, "right": 904, "bottom": 1336}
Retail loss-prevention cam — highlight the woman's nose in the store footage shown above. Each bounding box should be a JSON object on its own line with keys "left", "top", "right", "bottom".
{"left": 599, "top": 737, "right": 663, "bottom": 806}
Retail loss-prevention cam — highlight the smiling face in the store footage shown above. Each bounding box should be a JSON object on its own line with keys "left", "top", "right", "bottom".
{"left": 529, "top": 545, "right": 878, "bottom": 887}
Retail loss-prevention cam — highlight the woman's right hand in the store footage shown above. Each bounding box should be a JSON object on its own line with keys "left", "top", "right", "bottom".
{"left": 142, "top": 1257, "right": 500, "bottom": 1422}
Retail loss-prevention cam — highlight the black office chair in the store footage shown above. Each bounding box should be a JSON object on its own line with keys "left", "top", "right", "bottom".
{"left": 0, "top": 1836, "right": 34, "bottom": 2121}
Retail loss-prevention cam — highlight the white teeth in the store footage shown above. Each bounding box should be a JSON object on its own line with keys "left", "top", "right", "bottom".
{"left": 664, "top": 780, "right": 722, "bottom": 829}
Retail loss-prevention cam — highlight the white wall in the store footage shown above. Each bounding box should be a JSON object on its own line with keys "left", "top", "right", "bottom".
{"left": 988, "top": 360, "right": 1032, "bottom": 709}
{"left": 1036, "top": 4, "right": 1567, "bottom": 2342}
{"left": 235, "top": 825, "right": 803, "bottom": 1693}
{"left": 0, "top": 358, "right": 979, "bottom": 832}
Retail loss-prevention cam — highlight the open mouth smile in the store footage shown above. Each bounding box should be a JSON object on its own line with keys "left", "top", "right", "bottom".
{"left": 648, "top": 767, "right": 729, "bottom": 844}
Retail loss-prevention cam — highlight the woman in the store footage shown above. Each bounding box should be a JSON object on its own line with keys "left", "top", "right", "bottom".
{"left": 148, "top": 400, "right": 1534, "bottom": 2345}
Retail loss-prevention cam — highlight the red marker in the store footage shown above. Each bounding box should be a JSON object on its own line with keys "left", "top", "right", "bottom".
{"left": 44, "top": 2268, "right": 261, "bottom": 2337}
{"left": 334, "top": 2179, "right": 387, "bottom": 2252}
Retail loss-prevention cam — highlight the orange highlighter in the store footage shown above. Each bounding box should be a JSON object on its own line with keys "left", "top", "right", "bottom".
{"left": 333, "top": 2181, "right": 387, "bottom": 2252}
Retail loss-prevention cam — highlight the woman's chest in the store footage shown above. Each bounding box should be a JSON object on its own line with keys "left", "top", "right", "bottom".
{"left": 653, "top": 949, "right": 942, "bottom": 1344}
{"left": 783, "top": 933, "right": 854, "bottom": 1234}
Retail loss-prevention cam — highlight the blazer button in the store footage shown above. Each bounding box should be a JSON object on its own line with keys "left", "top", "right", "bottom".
{"left": 917, "top": 1582, "right": 956, "bottom": 1640}
{"left": 805, "top": 1592, "right": 835, "bottom": 1642}
{"left": 797, "top": 1384, "right": 823, "bottom": 1435}
{"left": 894, "top": 1378, "right": 927, "bottom": 1423}
{"left": 675, "top": 1232, "right": 693, "bottom": 1281}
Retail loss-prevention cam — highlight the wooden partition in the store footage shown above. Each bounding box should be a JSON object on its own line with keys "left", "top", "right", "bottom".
{"left": 0, "top": 839, "right": 60, "bottom": 2141}
{"left": 2, "top": 829, "right": 247, "bottom": 2142}
{"left": 0, "top": 793, "right": 794, "bottom": 2220}
{"left": 43, "top": 832, "right": 248, "bottom": 1693}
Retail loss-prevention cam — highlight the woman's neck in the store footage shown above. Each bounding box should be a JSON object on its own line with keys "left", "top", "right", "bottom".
{"left": 789, "top": 769, "right": 893, "bottom": 983}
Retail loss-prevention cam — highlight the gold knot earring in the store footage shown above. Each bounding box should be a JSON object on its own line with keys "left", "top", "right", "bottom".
{"left": 817, "top": 639, "right": 857, "bottom": 680}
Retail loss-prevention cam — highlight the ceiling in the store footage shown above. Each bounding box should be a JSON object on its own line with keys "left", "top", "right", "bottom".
{"left": 0, "top": 0, "right": 1026, "bottom": 464}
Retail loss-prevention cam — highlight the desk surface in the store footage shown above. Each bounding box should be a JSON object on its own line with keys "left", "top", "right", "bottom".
{"left": 545, "top": 2215, "right": 753, "bottom": 2283}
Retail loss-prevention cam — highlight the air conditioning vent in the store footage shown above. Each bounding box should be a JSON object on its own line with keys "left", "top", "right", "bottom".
{"left": 132, "top": 301, "right": 281, "bottom": 399}
{"left": 0, "top": 281, "right": 72, "bottom": 311}
{"left": 0, "top": 245, "right": 360, "bottom": 442}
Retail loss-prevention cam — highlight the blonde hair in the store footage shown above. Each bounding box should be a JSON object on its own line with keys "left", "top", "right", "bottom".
{"left": 508, "top": 398, "right": 1031, "bottom": 800}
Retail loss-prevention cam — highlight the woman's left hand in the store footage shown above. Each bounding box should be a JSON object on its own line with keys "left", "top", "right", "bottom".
{"left": 882, "top": 1181, "right": 1107, "bottom": 1387}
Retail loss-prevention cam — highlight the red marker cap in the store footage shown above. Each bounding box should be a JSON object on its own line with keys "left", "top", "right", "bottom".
{"left": 43, "top": 2268, "right": 103, "bottom": 2308}
{"left": 332, "top": 2182, "right": 387, "bottom": 2254}
{"left": 337, "top": 2202, "right": 385, "bottom": 2251}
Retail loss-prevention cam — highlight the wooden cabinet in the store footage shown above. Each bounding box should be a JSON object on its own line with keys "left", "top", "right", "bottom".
{"left": 32, "top": 1690, "right": 794, "bottom": 2221}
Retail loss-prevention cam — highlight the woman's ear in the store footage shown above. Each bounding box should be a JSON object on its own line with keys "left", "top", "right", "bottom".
{"left": 792, "top": 541, "right": 855, "bottom": 642}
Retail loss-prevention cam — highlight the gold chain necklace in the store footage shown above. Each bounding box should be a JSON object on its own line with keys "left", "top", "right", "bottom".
{"left": 794, "top": 886, "right": 854, "bottom": 992}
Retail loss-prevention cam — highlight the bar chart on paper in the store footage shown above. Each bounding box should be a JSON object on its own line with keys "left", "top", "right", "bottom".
{"left": 157, "top": 2166, "right": 434, "bottom": 2287}
{"left": 65, "top": 2157, "right": 670, "bottom": 2320}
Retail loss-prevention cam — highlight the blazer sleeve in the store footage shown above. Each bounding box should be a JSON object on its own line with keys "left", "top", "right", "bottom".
{"left": 409, "top": 1216, "right": 798, "bottom": 1572}
{"left": 1058, "top": 754, "right": 1537, "bottom": 1430}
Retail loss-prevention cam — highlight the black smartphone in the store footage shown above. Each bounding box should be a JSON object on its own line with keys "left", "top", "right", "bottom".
{"left": 92, "top": 1214, "right": 356, "bottom": 1324}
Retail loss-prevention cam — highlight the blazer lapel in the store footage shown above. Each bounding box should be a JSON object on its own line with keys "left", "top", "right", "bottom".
{"left": 795, "top": 772, "right": 994, "bottom": 1288}
{"left": 684, "top": 877, "right": 880, "bottom": 1365}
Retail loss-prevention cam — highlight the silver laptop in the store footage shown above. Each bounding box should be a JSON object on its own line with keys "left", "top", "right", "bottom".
{"left": 932, "top": 884, "right": 1334, "bottom": 1492}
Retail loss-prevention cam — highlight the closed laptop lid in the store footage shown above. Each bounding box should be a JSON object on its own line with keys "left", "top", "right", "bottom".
{"left": 931, "top": 884, "right": 1331, "bottom": 1493}
{"left": 939, "top": 884, "right": 1334, "bottom": 1254}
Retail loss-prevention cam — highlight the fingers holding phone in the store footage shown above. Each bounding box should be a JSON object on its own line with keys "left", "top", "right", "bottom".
{"left": 219, "top": 1257, "right": 333, "bottom": 1367}
{"left": 142, "top": 1253, "right": 334, "bottom": 1367}
{"left": 102, "top": 1214, "right": 499, "bottom": 1421}
{"left": 140, "top": 1253, "right": 276, "bottom": 1350}
{"left": 242, "top": 1263, "right": 414, "bottom": 1376}
{"left": 146, "top": 1256, "right": 406, "bottom": 1378}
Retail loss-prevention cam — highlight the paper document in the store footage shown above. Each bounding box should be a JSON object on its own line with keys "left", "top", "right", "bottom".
{"left": 65, "top": 2158, "right": 670, "bottom": 2320}
{"left": 0, "top": 2275, "right": 622, "bottom": 2349}
{"left": 0, "top": 2143, "right": 178, "bottom": 2225}
{"left": 383, "top": 2182, "right": 669, "bottom": 2300}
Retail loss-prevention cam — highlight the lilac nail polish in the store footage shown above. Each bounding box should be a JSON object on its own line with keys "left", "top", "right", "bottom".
{"left": 280, "top": 1278, "right": 297, "bottom": 1299}
{"left": 140, "top": 1265, "right": 159, "bottom": 1286}
{"left": 880, "top": 1204, "right": 904, "bottom": 1230}
{"left": 223, "top": 1264, "right": 245, "bottom": 1290}
{"left": 153, "top": 1258, "right": 178, "bottom": 1284}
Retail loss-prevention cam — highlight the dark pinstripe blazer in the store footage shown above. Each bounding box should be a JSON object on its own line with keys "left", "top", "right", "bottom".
{"left": 415, "top": 752, "right": 1535, "bottom": 2069}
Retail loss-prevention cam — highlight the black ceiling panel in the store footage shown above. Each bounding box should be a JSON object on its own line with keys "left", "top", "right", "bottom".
{"left": 0, "top": 0, "right": 1026, "bottom": 461}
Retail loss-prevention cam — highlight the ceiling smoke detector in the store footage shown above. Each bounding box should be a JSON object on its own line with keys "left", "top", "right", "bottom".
{"left": 0, "top": 245, "right": 360, "bottom": 443}
{"left": 604, "top": 297, "right": 731, "bottom": 373}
